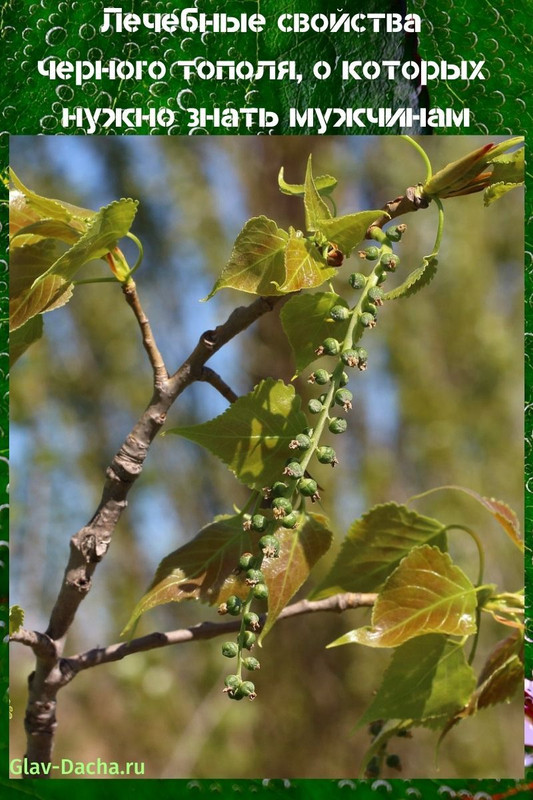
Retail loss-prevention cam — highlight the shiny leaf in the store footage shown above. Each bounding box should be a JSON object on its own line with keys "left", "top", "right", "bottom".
{"left": 259, "top": 512, "right": 333, "bottom": 642}
{"left": 312, "top": 503, "right": 447, "bottom": 599}
{"left": 275, "top": 231, "right": 337, "bottom": 293}
{"left": 9, "top": 605, "right": 25, "bottom": 635}
{"left": 10, "top": 315, "right": 43, "bottom": 366}
{"left": 280, "top": 291, "right": 350, "bottom": 375}
{"left": 303, "top": 155, "right": 332, "bottom": 231}
{"left": 278, "top": 166, "right": 337, "bottom": 197}
{"left": 358, "top": 634, "right": 476, "bottom": 727}
{"left": 10, "top": 168, "right": 94, "bottom": 233}
{"left": 164, "top": 378, "right": 307, "bottom": 491}
{"left": 327, "top": 544, "right": 477, "bottom": 648}
{"left": 315, "top": 210, "right": 384, "bottom": 255}
{"left": 204, "top": 215, "right": 288, "bottom": 299}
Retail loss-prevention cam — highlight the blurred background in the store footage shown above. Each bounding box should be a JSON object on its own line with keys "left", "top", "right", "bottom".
{"left": 10, "top": 136, "right": 523, "bottom": 778}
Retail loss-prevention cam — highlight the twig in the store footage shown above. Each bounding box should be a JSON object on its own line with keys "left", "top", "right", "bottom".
{"left": 10, "top": 629, "right": 57, "bottom": 662}
{"left": 366, "top": 187, "right": 430, "bottom": 235}
{"left": 62, "top": 592, "right": 377, "bottom": 677}
{"left": 122, "top": 279, "right": 167, "bottom": 386}
{"left": 19, "top": 290, "right": 283, "bottom": 771}
{"left": 199, "top": 366, "right": 239, "bottom": 403}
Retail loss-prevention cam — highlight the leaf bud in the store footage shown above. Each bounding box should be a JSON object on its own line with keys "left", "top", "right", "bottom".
{"left": 281, "top": 511, "right": 299, "bottom": 529}
{"left": 238, "top": 552, "right": 255, "bottom": 570}
{"left": 283, "top": 461, "right": 304, "bottom": 479}
{"left": 258, "top": 534, "right": 280, "bottom": 558}
{"left": 335, "top": 388, "right": 353, "bottom": 411}
{"left": 360, "top": 311, "right": 377, "bottom": 328}
{"left": 308, "top": 398, "right": 323, "bottom": 415}
{"left": 222, "top": 641, "right": 239, "bottom": 658}
{"left": 253, "top": 582, "right": 269, "bottom": 600}
{"left": 297, "top": 477, "right": 319, "bottom": 497}
{"left": 339, "top": 371, "right": 349, "bottom": 387}
{"left": 246, "top": 568, "right": 265, "bottom": 586}
{"left": 242, "top": 656, "right": 261, "bottom": 671}
{"left": 349, "top": 272, "right": 367, "bottom": 289}
{"left": 309, "top": 368, "right": 330, "bottom": 385}
{"left": 321, "top": 337, "right": 341, "bottom": 355}
{"left": 251, "top": 514, "right": 268, "bottom": 532}
{"left": 316, "top": 446, "right": 338, "bottom": 466}
{"left": 223, "top": 674, "right": 241, "bottom": 692}
{"left": 272, "top": 497, "right": 292, "bottom": 517}
{"left": 289, "top": 433, "right": 312, "bottom": 451}
{"left": 385, "top": 224, "right": 406, "bottom": 242}
{"left": 225, "top": 595, "right": 243, "bottom": 616}
{"left": 379, "top": 252, "right": 399, "bottom": 272}
{"left": 236, "top": 680, "right": 256, "bottom": 699}
{"left": 243, "top": 611, "right": 261, "bottom": 631}
{"left": 328, "top": 304, "right": 350, "bottom": 322}
{"left": 326, "top": 244, "right": 344, "bottom": 267}
{"left": 368, "top": 287, "right": 384, "bottom": 306}
{"left": 359, "top": 246, "right": 380, "bottom": 261}
{"left": 272, "top": 481, "right": 289, "bottom": 497}
{"left": 241, "top": 631, "right": 256, "bottom": 651}
{"left": 329, "top": 417, "right": 348, "bottom": 434}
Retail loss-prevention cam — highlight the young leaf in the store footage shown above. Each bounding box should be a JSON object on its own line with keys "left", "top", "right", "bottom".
{"left": 311, "top": 503, "right": 447, "bottom": 599}
{"left": 278, "top": 166, "right": 337, "bottom": 197}
{"left": 410, "top": 485, "right": 523, "bottom": 551}
{"left": 121, "top": 514, "right": 253, "bottom": 636}
{"left": 275, "top": 231, "right": 337, "bottom": 293}
{"left": 10, "top": 198, "right": 138, "bottom": 331}
{"left": 315, "top": 210, "right": 384, "bottom": 255}
{"left": 10, "top": 169, "right": 95, "bottom": 233}
{"left": 382, "top": 255, "right": 438, "bottom": 301}
{"left": 259, "top": 512, "right": 333, "bottom": 642}
{"left": 10, "top": 218, "right": 83, "bottom": 249}
{"left": 327, "top": 544, "right": 477, "bottom": 649}
{"left": 303, "top": 155, "right": 332, "bottom": 231}
{"left": 10, "top": 315, "right": 43, "bottom": 366}
{"left": 9, "top": 605, "right": 25, "bottom": 635}
{"left": 164, "top": 378, "right": 308, "bottom": 491}
{"left": 484, "top": 182, "right": 521, "bottom": 206}
{"left": 280, "top": 291, "right": 350, "bottom": 375}
{"left": 487, "top": 147, "right": 524, "bottom": 184}
{"left": 204, "top": 216, "right": 289, "bottom": 299}
{"left": 358, "top": 634, "right": 476, "bottom": 728}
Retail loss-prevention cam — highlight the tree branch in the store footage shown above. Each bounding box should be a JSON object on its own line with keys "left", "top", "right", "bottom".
{"left": 366, "top": 186, "right": 430, "bottom": 235}
{"left": 199, "top": 366, "right": 239, "bottom": 403}
{"left": 63, "top": 592, "right": 377, "bottom": 678}
{"left": 10, "top": 629, "right": 57, "bottom": 662}
{"left": 19, "top": 289, "right": 283, "bottom": 771}
{"left": 122, "top": 278, "right": 167, "bottom": 386}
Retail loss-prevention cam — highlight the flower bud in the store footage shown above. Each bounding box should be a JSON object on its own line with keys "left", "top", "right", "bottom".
{"left": 349, "top": 272, "right": 367, "bottom": 290}
{"left": 329, "top": 417, "right": 348, "bottom": 434}
{"left": 222, "top": 641, "right": 239, "bottom": 658}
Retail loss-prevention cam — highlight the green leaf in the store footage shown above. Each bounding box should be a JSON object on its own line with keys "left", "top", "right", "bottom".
{"left": 10, "top": 168, "right": 94, "bottom": 234}
{"left": 164, "top": 378, "right": 308, "bottom": 491}
{"left": 121, "top": 514, "right": 252, "bottom": 636}
{"left": 10, "top": 198, "right": 138, "bottom": 331}
{"left": 259, "top": 512, "right": 333, "bottom": 642}
{"left": 327, "top": 544, "right": 477, "bottom": 648}
{"left": 410, "top": 485, "right": 523, "bottom": 551}
{"left": 122, "top": 512, "right": 333, "bottom": 639}
{"left": 204, "top": 215, "right": 289, "bottom": 299}
{"left": 280, "top": 291, "right": 350, "bottom": 375}
{"left": 358, "top": 634, "right": 476, "bottom": 727}
{"left": 278, "top": 166, "right": 337, "bottom": 197}
{"left": 10, "top": 315, "right": 43, "bottom": 366}
{"left": 275, "top": 231, "right": 337, "bottom": 293}
{"left": 303, "top": 155, "right": 332, "bottom": 231}
{"left": 311, "top": 503, "right": 447, "bottom": 599}
{"left": 9, "top": 605, "right": 25, "bottom": 635}
{"left": 484, "top": 182, "right": 522, "bottom": 206}
{"left": 382, "top": 255, "right": 438, "bottom": 301}
{"left": 315, "top": 210, "right": 384, "bottom": 255}
{"left": 11, "top": 218, "right": 83, "bottom": 247}
{"left": 488, "top": 147, "right": 524, "bottom": 184}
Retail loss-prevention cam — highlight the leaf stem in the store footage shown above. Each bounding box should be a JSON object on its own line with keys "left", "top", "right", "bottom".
{"left": 400, "top": 135, "right": 433, "bottom": 184}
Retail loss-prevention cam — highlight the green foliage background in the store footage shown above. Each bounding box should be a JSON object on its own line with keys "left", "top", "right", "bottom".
{"left": 1, "top": 0, "right": 532, "bottom": 795}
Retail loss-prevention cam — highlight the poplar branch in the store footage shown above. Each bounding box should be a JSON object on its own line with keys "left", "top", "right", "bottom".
{"left": 199, "top": 366, "right": 239, "bottom": 403}
{"left": 122, "top": 278, "right": 167, "bottom": 385}
{"left": 62, "top": 592, "right": 377, "bottom": 677}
